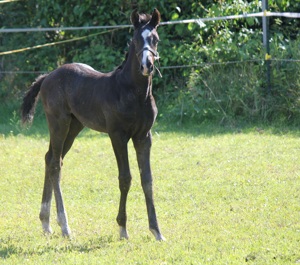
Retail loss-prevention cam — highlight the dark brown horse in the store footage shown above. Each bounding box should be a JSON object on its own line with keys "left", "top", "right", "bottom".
{"left": 21, "top": 9, "right": 165, "bottom": 241}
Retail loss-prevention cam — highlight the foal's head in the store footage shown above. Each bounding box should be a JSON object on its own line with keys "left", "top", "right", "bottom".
{"left": 131, "top": 9, "right": 161, "bottom": 76}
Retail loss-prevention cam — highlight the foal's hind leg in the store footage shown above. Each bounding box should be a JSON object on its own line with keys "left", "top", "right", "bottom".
{"left": 40, "top": 115, "right": 83, "bottom": 236}
{"left": 62, "top": 117, "right": 84, "bottom": 159}
{"left": 40, "top": 113, "right": 75, "bottom": 237}
{"left": 39, "top": 145, "right": 54, "bottom": 234}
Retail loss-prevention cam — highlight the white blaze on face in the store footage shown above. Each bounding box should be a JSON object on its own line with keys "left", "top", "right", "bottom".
{"left": 141, "top": 29, "right": 152, "bottom": 68}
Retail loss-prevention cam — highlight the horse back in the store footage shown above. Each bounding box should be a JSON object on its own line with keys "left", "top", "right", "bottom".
{"left": 40, "top": 63, "right": 112, "bottom": 131}
{"left": 39, "top": 63, "right": 156, "bottom": 136}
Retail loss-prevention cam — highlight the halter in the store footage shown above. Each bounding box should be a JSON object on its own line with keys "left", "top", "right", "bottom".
{"left": 136, "top": 47, "right": 160, "bottom": 60}
{"left": 136, "top": 47, "right": 162, "bottom": 77}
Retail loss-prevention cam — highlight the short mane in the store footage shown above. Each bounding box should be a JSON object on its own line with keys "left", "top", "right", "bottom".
{"left": 138, "top": 13, "right": 152, "bottom": 27}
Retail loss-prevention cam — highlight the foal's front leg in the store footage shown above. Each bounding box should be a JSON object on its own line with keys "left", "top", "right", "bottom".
{"left": 133, "top": 132, "right": 165, "bottom": 241}
{"left": 109, "top": 132, "right": 132, "bottom": 240}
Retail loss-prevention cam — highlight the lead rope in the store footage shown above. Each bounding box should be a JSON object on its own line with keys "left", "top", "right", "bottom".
{"left": 154, "top": 52, "right": 163, "bottom": 78}
{"left": 155, "top": 64, "right": 162, "bottom": 78}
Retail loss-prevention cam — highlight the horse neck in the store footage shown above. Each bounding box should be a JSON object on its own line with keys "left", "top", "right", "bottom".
{"left": 120, "top": 43, "right": 153, "bottom": 100}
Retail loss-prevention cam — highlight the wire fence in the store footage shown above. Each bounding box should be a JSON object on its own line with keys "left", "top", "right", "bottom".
{"left": 1, "top": 11, "right": 300, "bottom": 33}
{"left": 1, "top": 58, "right": 300, "bottom": 75}
{"left": 1, "top": 10, "right": 300, "bottom": 74}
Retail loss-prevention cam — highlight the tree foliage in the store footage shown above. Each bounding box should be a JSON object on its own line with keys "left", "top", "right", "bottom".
{"left": 0, "top": 0, "right": 299, "bottom": 123}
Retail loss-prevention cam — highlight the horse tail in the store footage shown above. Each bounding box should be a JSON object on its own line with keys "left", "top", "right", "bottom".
{"left": 21, "top": 73, "right": 48, "bottom": 124}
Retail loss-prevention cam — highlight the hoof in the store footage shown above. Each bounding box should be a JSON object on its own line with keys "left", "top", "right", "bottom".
{"left": 150, "top": 228, "right": 166, "bottom": 241}
{"left": 61, "top": 227, "right": 72, "bottom": 238}
{"left": 42, "top": 222, "right": 53, "bottom": 235}
{"left": 119, "top": 226, "right": 129, "bottom": 240}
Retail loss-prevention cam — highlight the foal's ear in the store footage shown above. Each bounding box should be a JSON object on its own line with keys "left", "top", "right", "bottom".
{"left": 131, "top": 9, "right": 140, "bottom": 28}
{"left": 149, "top": 8, "right": 161, "bottom": 28}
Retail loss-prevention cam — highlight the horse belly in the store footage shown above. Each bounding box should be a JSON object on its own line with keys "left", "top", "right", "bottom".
{"left": 71, "top": 106, "right": 107, "bottom": 133}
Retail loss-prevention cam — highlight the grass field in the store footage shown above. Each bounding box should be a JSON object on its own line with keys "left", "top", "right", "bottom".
{"left": 0, "top": 122, "right": 299, "bottom": 264}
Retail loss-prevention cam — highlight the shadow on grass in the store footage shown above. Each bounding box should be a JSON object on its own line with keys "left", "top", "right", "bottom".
{"left": 0, "top": 240, "right": 20, "bottom": 259}
{"left": 0, "top": 235, "right": 115, "bottom": 260}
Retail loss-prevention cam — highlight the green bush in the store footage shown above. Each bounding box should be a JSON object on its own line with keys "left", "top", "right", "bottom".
{"left": 158, "top": 62, "right": 264, "bottom": 124}
{"left": 1, "top": 0, "right": 299, "bottom": 125}
{"left": 158, "top": 37, "right": 300, "bottom": 125}
{"left": 155, "top": 0, "right": 300, "bottom": 125}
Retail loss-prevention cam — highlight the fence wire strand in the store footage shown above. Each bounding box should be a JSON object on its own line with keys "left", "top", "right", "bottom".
{"left": 1, "top": 10, "right": 300, "bottom": 73}
{"left": 1, "top": 58, "right": 299, "bottom": 75}
{"left": 1, "top": 11, "right": 300, "bottom": 33}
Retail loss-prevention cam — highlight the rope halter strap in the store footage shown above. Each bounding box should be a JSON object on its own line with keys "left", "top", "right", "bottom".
{"left": 136, "top": 47, "right": 162, "bottom": 77}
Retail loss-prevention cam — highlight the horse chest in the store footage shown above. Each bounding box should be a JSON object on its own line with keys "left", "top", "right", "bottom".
{"left": 115, "top": 95, "right": 157, "bottom": 135}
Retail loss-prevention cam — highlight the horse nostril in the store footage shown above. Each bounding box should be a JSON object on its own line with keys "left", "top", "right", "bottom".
{"left": 140, "top": 64, "right": 148, "bottom": 76}
{"left": 149, "top": 64, "right": 154, "bottom": 73}
{"left": 140, "top": 62, "right": 153, "bottom": 76}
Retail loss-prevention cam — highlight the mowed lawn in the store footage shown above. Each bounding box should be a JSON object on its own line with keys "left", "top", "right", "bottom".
{"left": 0, "top": 124, "right": 299, "bottom": 264}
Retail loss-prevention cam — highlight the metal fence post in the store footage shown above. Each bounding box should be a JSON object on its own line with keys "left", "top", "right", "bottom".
{"left": 262, "top": 0, "right": 271, "bottom": 93}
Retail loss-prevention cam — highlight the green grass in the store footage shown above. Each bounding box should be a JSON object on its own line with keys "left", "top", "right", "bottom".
{"left": 0, "top": 122, "right": 299, "bottom": 264}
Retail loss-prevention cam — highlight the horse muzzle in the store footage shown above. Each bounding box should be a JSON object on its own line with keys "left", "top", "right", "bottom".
{"left": 140, "top": 59, "right": 154, "bottom": 76}
{"left": 137, "top": 47, "right": 159, "bottom": 76}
